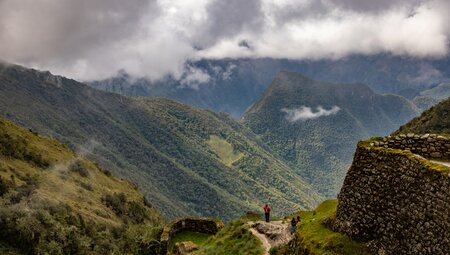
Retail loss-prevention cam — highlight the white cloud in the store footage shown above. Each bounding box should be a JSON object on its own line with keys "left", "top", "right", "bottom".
{"left": 282, "top": 106, "right": 341, "bottom": 121}
{"left": 199, "top": 2, "right": 448, "bottom": 59}
{"left": 179, "top": 67, "right": 211, "bottom": 90}
{"left": 0, "top": 0, "right": 449, "bottom": 81}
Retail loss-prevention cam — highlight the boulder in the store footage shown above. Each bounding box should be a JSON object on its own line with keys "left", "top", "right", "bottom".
{"left": 173, "top": 241, "right": 198, "bottom": 255}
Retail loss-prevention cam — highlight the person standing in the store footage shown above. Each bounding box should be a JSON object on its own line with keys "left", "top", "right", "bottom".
{"left": 290, "top": 217, "right": 297, "bottom": 234}
{"left": 263, "top": 204, "right": 271, "bottom": 222}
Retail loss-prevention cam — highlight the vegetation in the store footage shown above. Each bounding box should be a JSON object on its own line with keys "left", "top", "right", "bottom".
{"left": 241, "top": 71, "right": 418, "bottom": 197}
{"left": 395, "top": 96, "right": 450, "bottom": 135}
{"left": 168, "top": 231, "right": 212, "bottom": 252}
{"left": 279, "top": 200, "right": 370, "bottom": 255}
{"left": 360, "top": 138, "right": 450, "bottom": 175}
{"left": 197, "top": 218, "right": 264, "bottom": 255}
{"left": 0, "top": 117, "right": 164, "bottom": 254}
{"left": 207, "top": 135, "right": 243, "bottom": 167}
{"left": 0, "top": 63, "right": 321, "bottom": 221}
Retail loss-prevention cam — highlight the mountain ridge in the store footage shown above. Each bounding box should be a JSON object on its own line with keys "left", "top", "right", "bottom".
{"left": 0, "top": 62, "right": 321, "bottom": 221}
{"left": 0, "top": 116, "right": 164, "bottom": 254}
{"left": 242, "top": 71, "right": 419, "bottom": 196}
{"left": 90, "top": 55, "right": 450, "bottom": 118}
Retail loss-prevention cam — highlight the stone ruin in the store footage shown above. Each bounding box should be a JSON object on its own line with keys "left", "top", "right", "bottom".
{"left": 332, "top": 134, "right": 450, "bottom": 255}
{"left": 159, "top": 217, "right": 224, "bottom": 255}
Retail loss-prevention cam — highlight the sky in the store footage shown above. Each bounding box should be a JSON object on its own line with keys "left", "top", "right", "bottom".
{"left": 0, "top": 0, "right": 449, "bottom": 81}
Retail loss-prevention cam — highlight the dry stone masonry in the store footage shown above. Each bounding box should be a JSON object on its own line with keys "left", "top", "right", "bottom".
{"left": 332, "top": 134, "right": 450, "bottom": 255}
{"left": 370, "top": 133, "right": 450, "bottom": 159}
{"left": 159, "top": 217, "right": 224, "bottom": 255}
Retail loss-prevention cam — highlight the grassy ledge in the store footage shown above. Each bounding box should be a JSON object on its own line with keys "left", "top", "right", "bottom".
{"left": 359, "top": 137, "right": 450, "bottom": 175}
{"left": 195, "top": 218, "right": 263, "bottom": 255}
{"left": 168, "top": 230, "right": 212, "bottom": 252}
{"left": 282, "top": 200, "right": 370, "bottom": 255}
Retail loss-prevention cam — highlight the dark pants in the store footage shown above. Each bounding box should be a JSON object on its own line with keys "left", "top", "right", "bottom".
{"left": 265, "top": 212, "right": 270, "bottom": 222}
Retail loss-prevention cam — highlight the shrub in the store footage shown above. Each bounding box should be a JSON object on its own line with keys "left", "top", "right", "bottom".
{"left": 103, "top": 192, "right": 127, "bottom": 216}
{"left": 0, "top": 131, "right": 50, "bottom": 168}
{"left": 79, "top": 182, "right": 93, "bottom": 191}
{"left": 69, "top": 160, "right": 89, "bottom": 177}
{"left": 0, "top": 176, "right": 13, "bottom": 197}
{"left": 10, "top": 176, "right": 38, "bottom": 203}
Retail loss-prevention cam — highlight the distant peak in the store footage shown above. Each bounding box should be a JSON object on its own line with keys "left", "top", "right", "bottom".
{"left": 276, "top": 70, "right": 311, "bottom": 81}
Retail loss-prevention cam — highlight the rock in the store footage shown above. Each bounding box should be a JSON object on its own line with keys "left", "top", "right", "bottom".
{"left": 407, "top": 133, "right": 414, "bottom": 138}
{"left": 174, "top": 241, "right": 198, "bottom": 255}
{"left": 430, "top": 152, "right": 442, "bottom": 158}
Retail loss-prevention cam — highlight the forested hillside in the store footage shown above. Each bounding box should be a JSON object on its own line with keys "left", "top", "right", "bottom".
{"left": 395, "top": 95, "right": 450, "bottom": 134}
{"left": 0, "top": 117, "right": 163, "bottom": 254}
{"left": 242, "top": 71, "right": 418, "bottom": 196}
{"left": 90, "top": 55, "right": 450, "bottom": 118}
{"left": 0, "top": 63, "right": 321, "bottom": 221}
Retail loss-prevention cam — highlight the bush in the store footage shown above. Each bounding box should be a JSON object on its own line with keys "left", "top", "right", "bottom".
{"left": 80, "top": 182, "right": 93, "bottom": 191}
{"left": 0, "top": 131, "right": 50, "bottom": 169}
{"left": 0, "top": 176, "right": 13, "bottom": 197}
{"left": 103, "top": 193, "right": 151, "bottom": 224}
{"left": 10, "top": 175, "right": 38, "bottom": 203}
{"left": 103, "top": 193, "right": 127, "bottom": 216}
{"left": 69, "top": 160, "right": 89, "bottom": 177}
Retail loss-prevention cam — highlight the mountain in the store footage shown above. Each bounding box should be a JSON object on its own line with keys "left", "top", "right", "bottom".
{"left": 89, "top": 55, "right": 450, "bottom": 118}
{"left": 0, "top": 117, "right": 164, "bottom": 254}
{"left": 395, "top": 95, "right": 450, "bottom": 134}
{"left": 241, "top": 71, "right": 419, "bottom": 197}
{"left": 0, "top": 63, "right": 321, "bottom": 221}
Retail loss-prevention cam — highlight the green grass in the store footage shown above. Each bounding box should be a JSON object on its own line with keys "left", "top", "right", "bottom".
{"left": 197, "top": 218, "right": 264, "bottom": 255}
{"left": 0, "top": 117, "right": 164, "bottom": 254}
{"left": 168, "top": 231, "right": 212, "bottom": 252}
{"left": 207, "top": 135, "right": 243, "bottom": 167}
{"left": 0, "top": 242, "right": 22, "bottom": 255}
{"left": 285, "top": 200, "right": 370, "bottom": 255}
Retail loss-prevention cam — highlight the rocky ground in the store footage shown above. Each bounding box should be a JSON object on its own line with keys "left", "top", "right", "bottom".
{"left": 247, "top": 221, "right": 293, "bottom": 255}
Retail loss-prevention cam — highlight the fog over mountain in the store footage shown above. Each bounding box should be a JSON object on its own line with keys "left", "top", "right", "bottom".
{"left": 0, "top": 0, "right": 449, "bottom": 81}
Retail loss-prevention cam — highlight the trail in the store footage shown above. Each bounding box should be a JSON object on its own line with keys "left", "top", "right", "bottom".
{"left": 247, "top": 221, "right": 293, "bottom": 255}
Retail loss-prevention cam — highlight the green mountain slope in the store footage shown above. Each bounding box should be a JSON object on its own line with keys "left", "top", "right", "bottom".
{"left": 395, "top": 95, "right": 450, "bottom": 134}
{"left": 0, "top": 63, "right": 321, "bottom": 221}
{"left": 242, "top": 71, "right": 418, "bottom": 197}
{"left": 0, "top": 117, "right": 164, "bottom": 254}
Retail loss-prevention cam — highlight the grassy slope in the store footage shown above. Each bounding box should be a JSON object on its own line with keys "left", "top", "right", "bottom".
{"left": 395, "top": 96, "right": 450, "bottom": 135}
{"left": 196, "top": 218, "right": 264, "bottom": 255}
{"left": 281, "top": 200, "right": 370, "bottom": 255}
{"left": 242, "top": 71, "right": 418, "bottom": 197}
{"left": 0, "top": 117, "right": 164, "bottom": 254}
{"left": 168, "top": 231, "right": 212, "bottom": 252}
{"left": 206, "top": 135, "right": 243, "bottom": 167}
{"left": 0, "top": 63, "right": 321, "bottom": 221}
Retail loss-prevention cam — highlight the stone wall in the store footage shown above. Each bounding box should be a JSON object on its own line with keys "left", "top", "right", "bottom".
{"left": 370, "top": 133, "right": 450, "bottom": 159}
{"left": 332, "top": 138, "right": 450, "bottom": 255}
{"left": 159, "top": 217, "right": 224, "bottom": 255}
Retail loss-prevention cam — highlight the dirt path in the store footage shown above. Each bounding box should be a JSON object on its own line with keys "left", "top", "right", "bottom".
{"left": 247, "top": 221, "right": 293, "bottom": 255}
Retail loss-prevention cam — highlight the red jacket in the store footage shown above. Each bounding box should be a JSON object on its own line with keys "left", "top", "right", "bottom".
{"left": 264, "top": 205, "right": 271, "bottom": 213}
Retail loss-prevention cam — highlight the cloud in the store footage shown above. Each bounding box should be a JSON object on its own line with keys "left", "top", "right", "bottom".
{"left": 179, "top": 66, "right": 211, "bottom": 90}
{"left": 0, "top": 0, "right": 449, "bottom": 81}
{"left": 282, "top": 106, "right": 341, "bottom": 121}
{"left": 200, "top": 1, "right": 448, "bottom": 59}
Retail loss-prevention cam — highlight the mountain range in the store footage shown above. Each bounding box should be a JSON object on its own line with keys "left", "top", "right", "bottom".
{"left": 0, "top": 63, "right": 321, "bottom": 221}
{"left": 241, "top": 71, "right": 419, "bottom": 196}
{"left": 90, "top": 55, "right": 450, "bottom": 118}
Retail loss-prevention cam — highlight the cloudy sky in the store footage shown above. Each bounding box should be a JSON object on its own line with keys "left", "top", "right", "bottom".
{"left": 0, "top": 0, "right": 449, "bottom": 81}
